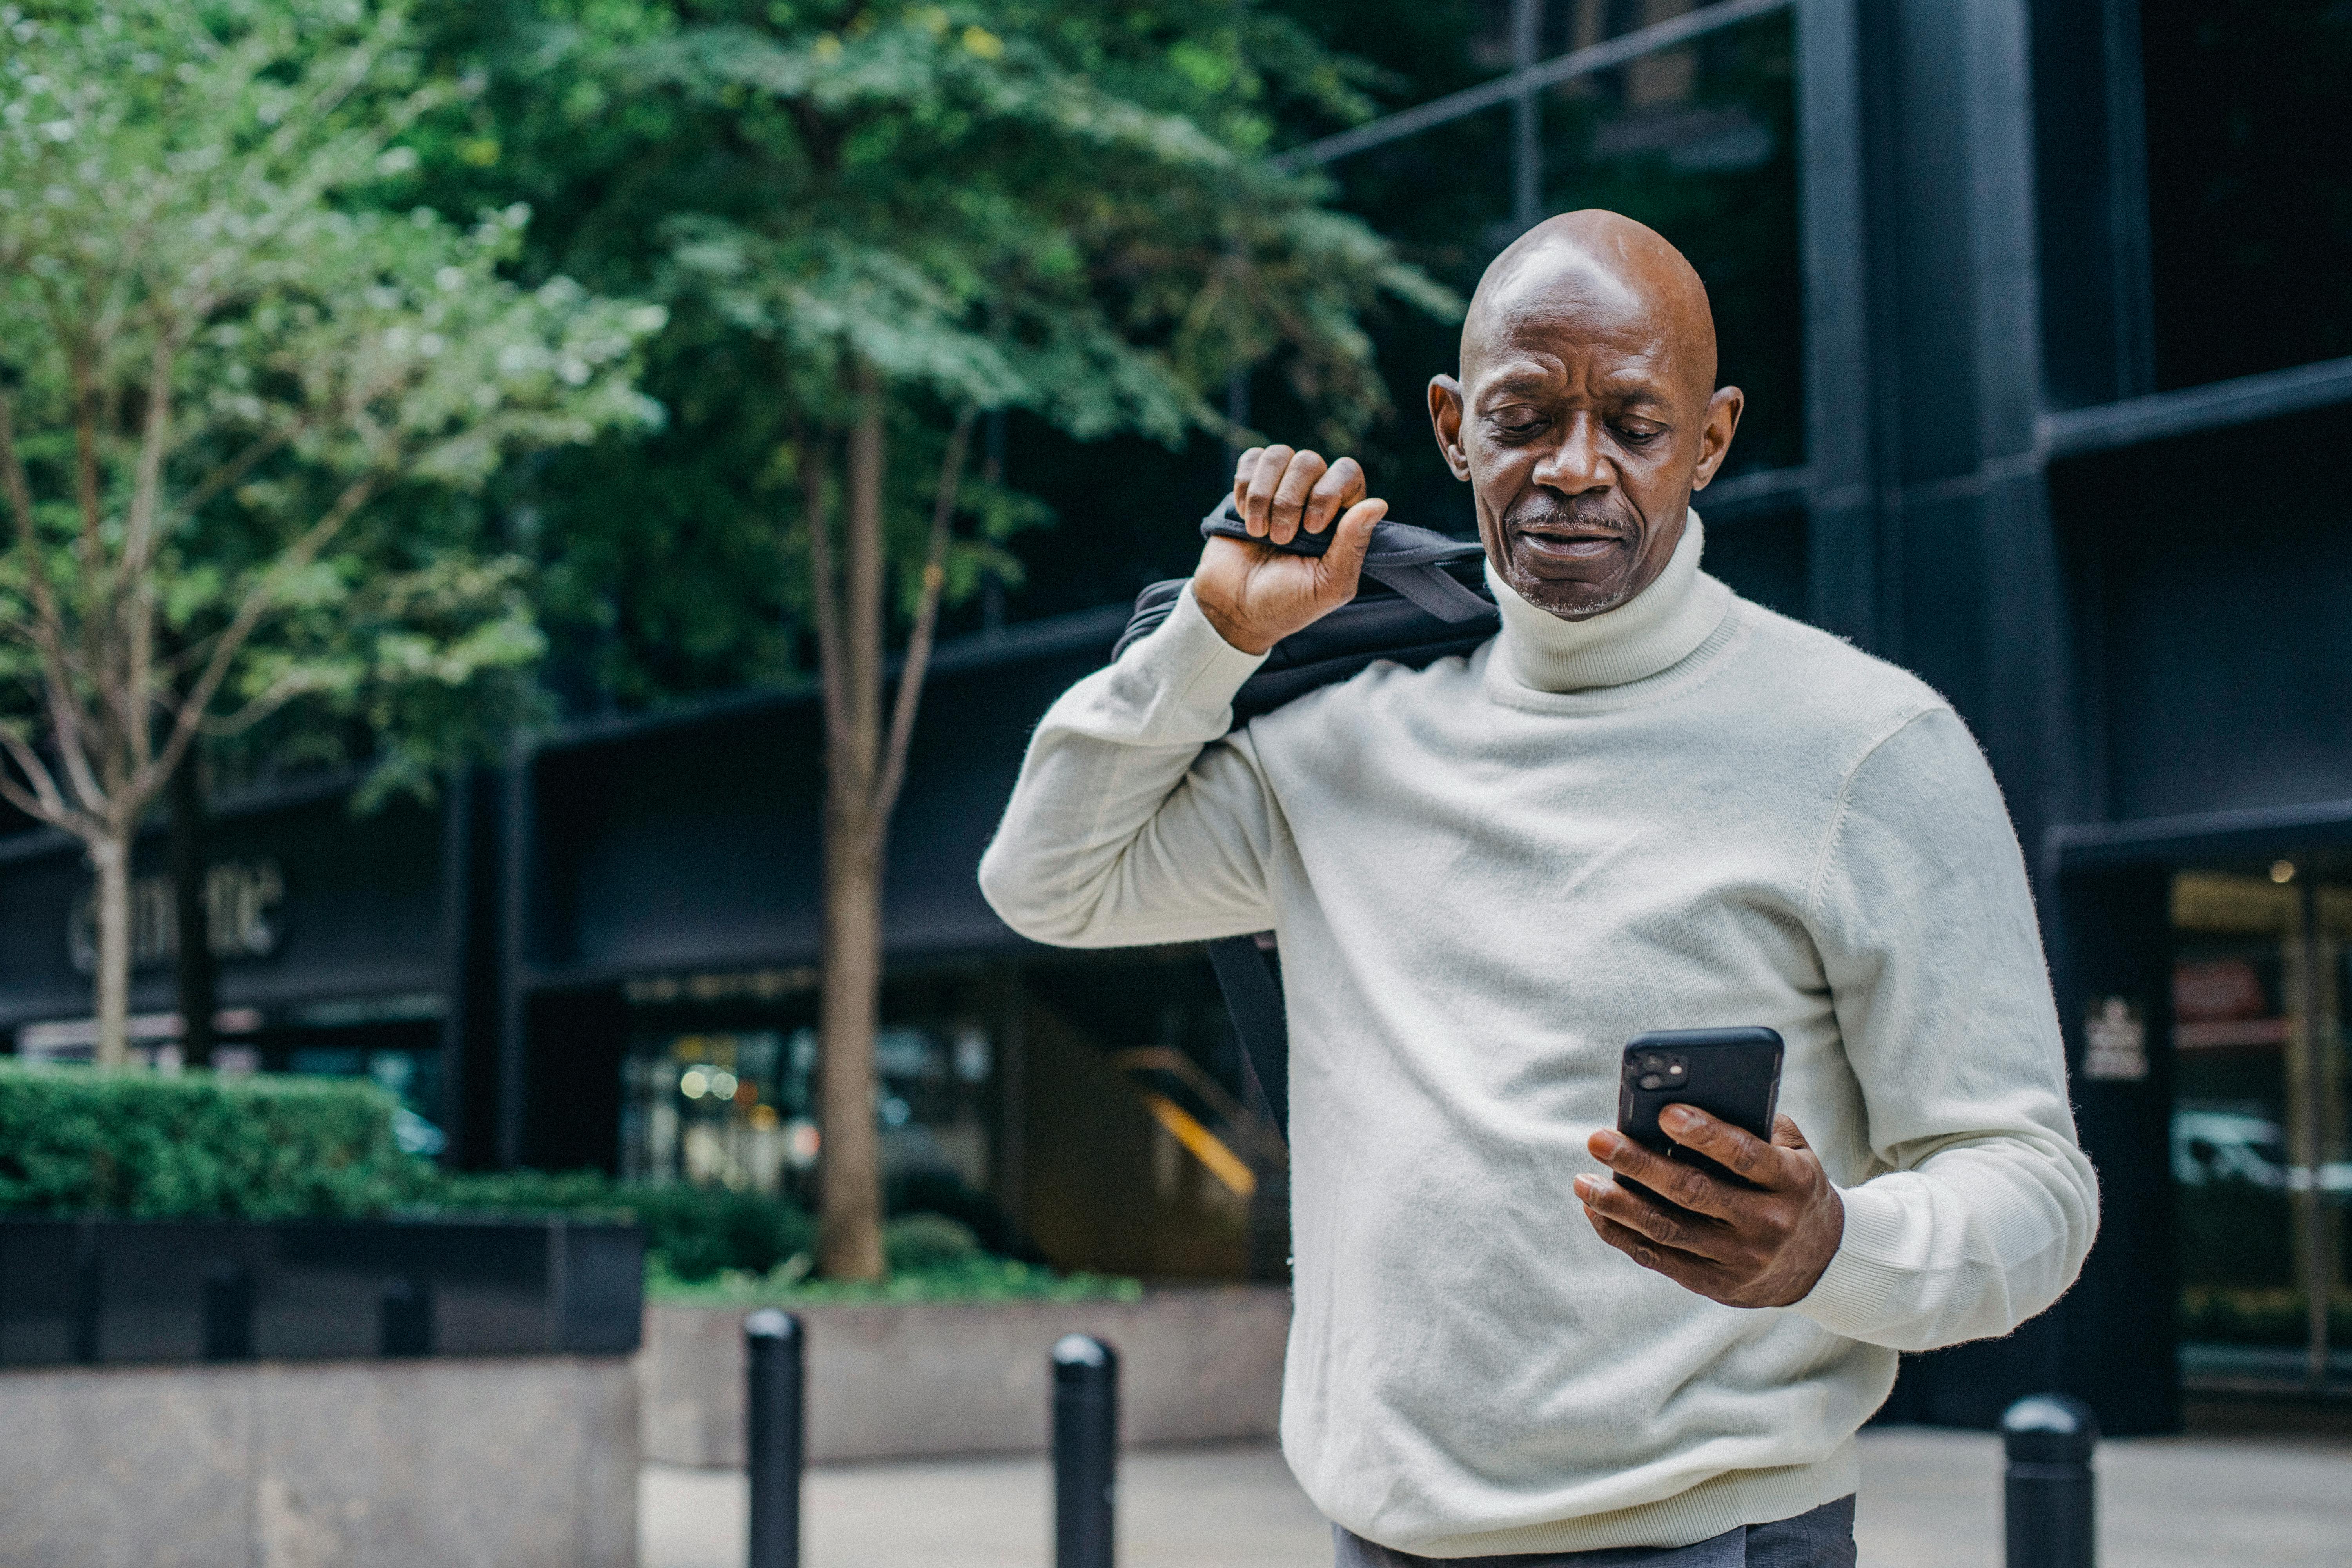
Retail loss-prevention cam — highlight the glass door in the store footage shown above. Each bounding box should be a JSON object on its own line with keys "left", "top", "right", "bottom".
{"left": 2171, "top": 868, "right": 2351, "bottom": 1390}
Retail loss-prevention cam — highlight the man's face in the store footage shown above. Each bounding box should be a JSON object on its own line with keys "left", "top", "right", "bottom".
{"left": 1429, "top": 253, "right": 1740, "bottom": 620}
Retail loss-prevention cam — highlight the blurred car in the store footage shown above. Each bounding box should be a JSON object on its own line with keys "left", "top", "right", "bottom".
{"left": 2172, "top": 1108, "right": 2350, "bottom": 1192}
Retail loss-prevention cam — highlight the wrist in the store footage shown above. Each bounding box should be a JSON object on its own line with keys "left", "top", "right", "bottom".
{"left": 1779, "top": 1181, "right": 1845, "bottom": 1305}
{"left": 1194, "top": 595, "right": 1277, "bottom": 656}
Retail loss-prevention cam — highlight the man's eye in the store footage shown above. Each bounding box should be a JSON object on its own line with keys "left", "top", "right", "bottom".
{"left": 1613, "top": 425, "right": 1662, "bottom": 445}
{"left": 1493, "top": 416, "right": 1547, "bottom": 440}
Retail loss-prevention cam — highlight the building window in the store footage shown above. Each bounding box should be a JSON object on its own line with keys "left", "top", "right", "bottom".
{"left": 2141, "top": 0, "right": 2352, "bottom": 388}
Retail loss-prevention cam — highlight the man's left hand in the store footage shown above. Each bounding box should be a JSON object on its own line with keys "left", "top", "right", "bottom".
{"left": 1573, "top": 1109, "right": 1845, "bottom": 1308}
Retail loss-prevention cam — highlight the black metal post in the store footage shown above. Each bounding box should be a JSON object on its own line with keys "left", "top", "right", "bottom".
{"left": 2002, "top": 1393, "right": 2098, "bottom": 1568}
{"left": 1052, "top": 1333, "right": 1118, "bottom": 1568}
{"left": 746, "top": 1308, "right": 805, "bottom": 1568}
{"left": 1508, "top": 0, "right": 1541, "bottom": 231}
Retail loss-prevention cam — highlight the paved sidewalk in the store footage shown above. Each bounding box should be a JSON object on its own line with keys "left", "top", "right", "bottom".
{"left": 642, "top": 1428, "right": 2352, "bottom": 1568}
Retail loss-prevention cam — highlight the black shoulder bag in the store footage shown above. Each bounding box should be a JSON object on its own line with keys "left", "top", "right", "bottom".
{"left": 1115, "top": 496, "right": 1497, "bottom": 1136}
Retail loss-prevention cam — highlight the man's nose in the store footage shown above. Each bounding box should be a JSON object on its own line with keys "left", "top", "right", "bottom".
{"left": 1532, "top": 411, "right": 1613, "bottom": 495}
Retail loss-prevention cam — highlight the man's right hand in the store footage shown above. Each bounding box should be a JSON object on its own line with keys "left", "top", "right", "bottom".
{"left": 1193, "top": 446, "right": 1388, "bottom": 655}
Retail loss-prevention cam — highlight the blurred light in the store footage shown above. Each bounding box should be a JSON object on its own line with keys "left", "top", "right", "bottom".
{"left": 786, "top": 1120, "right": 820, "bottom": 1168}
{"left": 879, "top": 1095, "right": 912, "bottom": 1127}
{"left": 679, "top": 1068, "right": 709, "bottom": 1099}
{"left": 710, "top": 1070, "right": 738, "bottom": 1100}
{"left": 2271, "top": 860, "right": 2296, "bottom": 884}
{"left": 748, "top": 1103, "right": 779, "bottom": 1131}
{"left": 953, "top": 1027, "right": 991, "bottom": 1083}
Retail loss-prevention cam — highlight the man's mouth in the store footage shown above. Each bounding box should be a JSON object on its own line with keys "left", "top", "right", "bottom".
{"left": 1513, "top": 526, "right": 1628, "bottom": 563}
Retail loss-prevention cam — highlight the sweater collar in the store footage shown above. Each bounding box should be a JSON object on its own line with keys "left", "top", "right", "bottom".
{"left": 1485, "top": 512, "right": 1731, "bottom": 693}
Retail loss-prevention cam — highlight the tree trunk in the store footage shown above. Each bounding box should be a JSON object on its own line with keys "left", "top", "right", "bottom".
{"left": 170, "top": 754, "right": 216, "bottom": 1067}
{"left": 818, "top": 795, "right": 886, "bottom": 1280}
{"left": 90, "top": 836, "right": 131, "bottom": 1068}
{"left": 816, "top": 368, "right": 890, "bottom": 1281}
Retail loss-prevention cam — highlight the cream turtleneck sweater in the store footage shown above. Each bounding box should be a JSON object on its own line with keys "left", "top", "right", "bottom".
{"left": 980, "top": 513, "right": 2097, "bottom": 1557}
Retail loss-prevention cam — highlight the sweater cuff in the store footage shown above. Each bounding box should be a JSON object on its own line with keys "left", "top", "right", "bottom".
{"left": 1120, "top": 583, "right": 1268, "bottom": 731}
{"left": 1789, "top": 1178, "right": 1910, "bottom": 1341}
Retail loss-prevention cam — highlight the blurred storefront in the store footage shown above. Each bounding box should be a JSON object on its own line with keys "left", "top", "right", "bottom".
{"left": 2, "top": 0, "right": 2350, "bottom": 1430}
{"left": 2167, "top": 873, "right": 2348, "bottom": 1392}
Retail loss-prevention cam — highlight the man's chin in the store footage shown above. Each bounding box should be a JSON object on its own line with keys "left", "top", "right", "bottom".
{"left": 1502, "top": 545, "right": 1641, "bottom": 621}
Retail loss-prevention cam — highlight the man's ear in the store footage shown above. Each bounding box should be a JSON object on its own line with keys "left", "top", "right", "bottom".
{"left": 1428, "top": 375, "right": 1471, "bottom": 481}
{"left": 1690, "top": 385, "right": 1745, "bottom": 490}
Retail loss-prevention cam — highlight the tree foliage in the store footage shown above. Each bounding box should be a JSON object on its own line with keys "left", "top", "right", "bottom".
{"left": 392, "top": 0, "right": 1454, "bottom": 710}
{"left": 0, "top": 0, "right": 662, "bottom": 1059}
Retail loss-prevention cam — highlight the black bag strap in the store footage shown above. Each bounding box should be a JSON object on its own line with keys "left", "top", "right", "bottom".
{"left": 1205, "top": 933, "right": 1288, "bottom": 1134}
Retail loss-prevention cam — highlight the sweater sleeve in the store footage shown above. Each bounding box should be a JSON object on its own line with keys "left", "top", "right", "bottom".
{"left": 978, "top": 584, "right": 1283, "bottom": 947}
{"left": 1792, "top": 706, "right": 2100, "bottom": 1352}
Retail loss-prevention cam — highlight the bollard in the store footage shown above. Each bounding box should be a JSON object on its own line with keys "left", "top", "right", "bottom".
{"left": 745, "top": 1309, "right": 805, "bottom": 1568}
{"left": 2002, "top": 1392, "right": 2098, "bottom": 1568}
{"left": 1052, "top": 1333, "right": 1119, "bottom": 1568}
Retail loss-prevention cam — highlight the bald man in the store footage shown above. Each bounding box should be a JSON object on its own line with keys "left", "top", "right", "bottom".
{"left": 981, "top": 212, "right": 2097, "bottom": 1566}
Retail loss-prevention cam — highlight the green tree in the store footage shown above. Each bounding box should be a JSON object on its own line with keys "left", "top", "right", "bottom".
{"left": 596, "top": 0, "right": 1450, "bottom": 1278}
{"left": 408, "top": 0, "right": 1447, "bottom": 1275}
{"left": 0, "top": 0, "right": 662, "bottom": 1066}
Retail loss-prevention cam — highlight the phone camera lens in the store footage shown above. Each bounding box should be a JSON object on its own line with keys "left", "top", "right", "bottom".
{"left": 1641, "top": 1054, "right": 1666, "bottom": 1072}
{"left": 1638, "top": 1073, "right": 1666, "bottom": 1090}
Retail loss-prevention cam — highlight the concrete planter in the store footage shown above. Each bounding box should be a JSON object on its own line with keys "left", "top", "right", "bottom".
{"left": 642, "top": 1285, "right": 1290, "bottom": 1466}
{"left": 0, "top": 1353, "right": 637, "bottom": 1568}
{"left": 0, "top": 1217, "right": 644, "bottom": 1365}
{"left": 0, "top": 1218, "right": 645, "bottom": 1567}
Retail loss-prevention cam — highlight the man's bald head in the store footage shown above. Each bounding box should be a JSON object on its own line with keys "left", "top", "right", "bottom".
{"left": 1462, "top": 211, "right": 1718, "bottom": 406}
{"left": 1428, "top": 210, "right": 1742, "bottom": 621}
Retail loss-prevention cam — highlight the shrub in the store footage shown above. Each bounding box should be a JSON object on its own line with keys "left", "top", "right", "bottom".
{"left": 414, "top": 1168, "right": 624, "bottom": 1216}
{"left": 886, "top": 1168, "right": 1038, "bottom": 1261}
{"left": 646, "top": 1251, "right": 1145, "bottom": 1307}
{"left": 615, "top": 1183, "right": 816, "bottom": 1281}
{"left": 0, "top": 1062, "right": 412, "bottom": 1219}
{"left": 883, "top": 1212, "right": 983, "bottom": 1273}
{"left": 0, "top": 1063, "right": 845, "bottom": 1288}
{"left": 417, "top": 1169, "right": 816, "bottom": 1282}
{"left": 642, "top": 1210, "right": 1146, "bottom": 1305}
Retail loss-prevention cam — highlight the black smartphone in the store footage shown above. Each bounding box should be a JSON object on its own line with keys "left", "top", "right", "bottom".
{"left": 1614, "top": 1027, "right": 1785, "bottom": 1196}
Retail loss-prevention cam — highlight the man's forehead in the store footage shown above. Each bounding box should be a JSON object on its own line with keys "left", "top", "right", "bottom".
{"left": 1469, "top": 267, "right": 1677, "bottom": 383}
{"left": 1462, "top": 229, "right": 1712, "bottom": 394}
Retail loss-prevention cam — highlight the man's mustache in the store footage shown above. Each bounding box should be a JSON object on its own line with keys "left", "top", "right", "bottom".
{"left": 1502, "top": 494, "right": 1635, "bottom": 537}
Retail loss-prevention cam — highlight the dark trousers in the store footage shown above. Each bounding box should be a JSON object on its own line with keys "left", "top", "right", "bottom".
{"left": 1334, "top": 1495, "right": 1856, "bottom": 1568}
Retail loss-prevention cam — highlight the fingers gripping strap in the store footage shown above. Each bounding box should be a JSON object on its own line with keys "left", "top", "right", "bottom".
{"left": 1198, "top": 496, "right": 1494, "bottom": 627}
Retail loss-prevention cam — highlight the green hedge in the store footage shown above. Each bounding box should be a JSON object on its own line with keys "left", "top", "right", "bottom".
{"left": 0, "top": 1061, "right": 412, "bottom": 1219}
{"left": 414, "top": 1169, "right": 816, "bottom": 1281}
{"left": 0, "top": 1064, "right": 1118, "bottom": 1300}
{"left": 645, "top": 1213, "right": 1145, "bottom": 1306}
{"left": 0, "top": 1066, "right": 820, "bottom": 1278}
